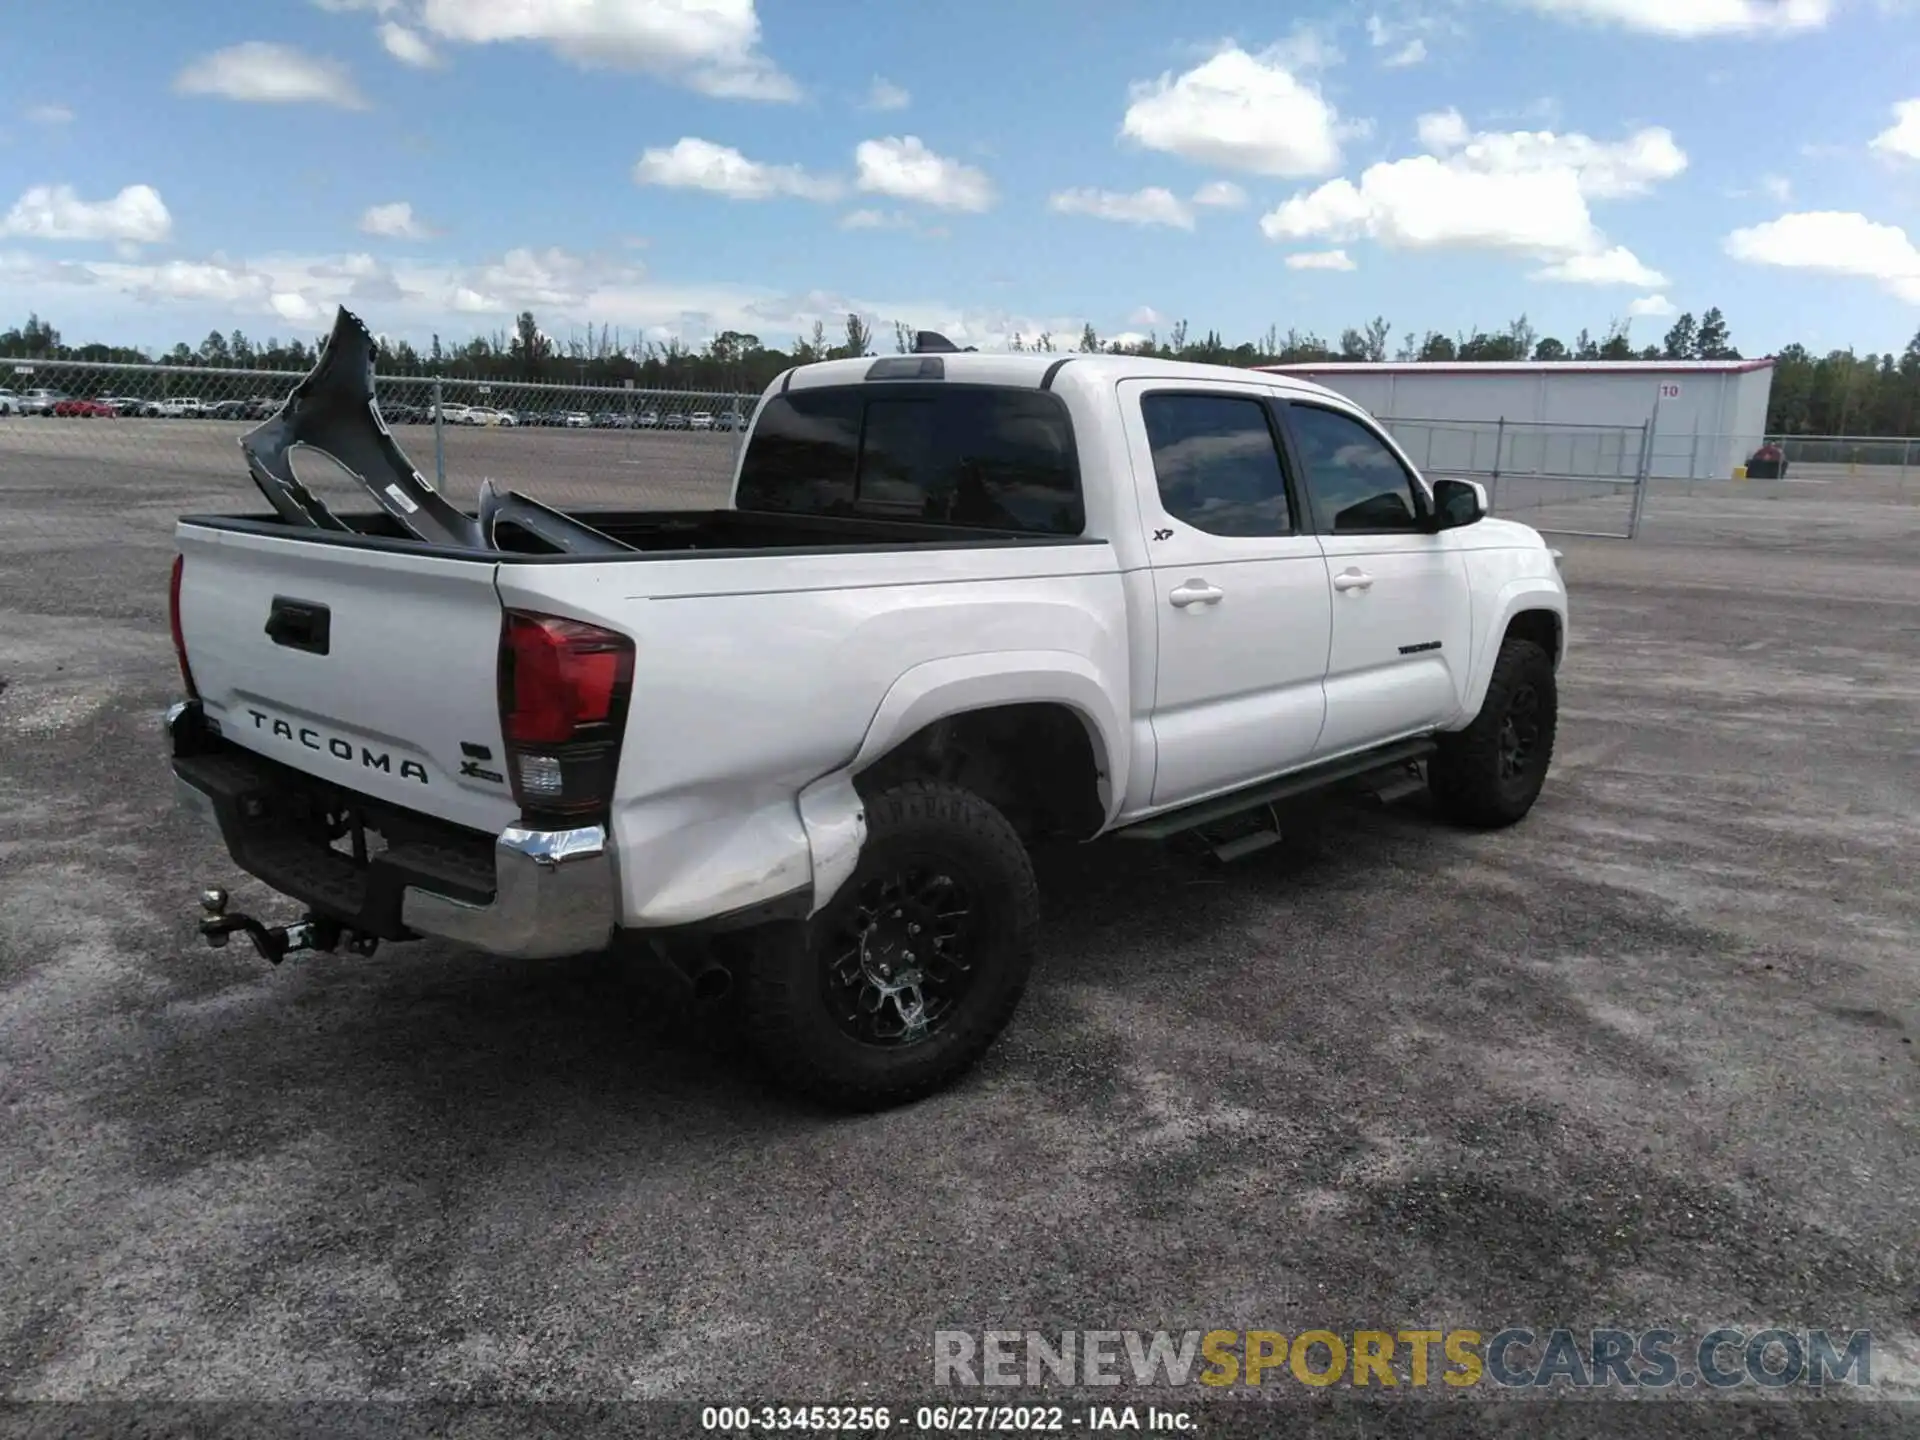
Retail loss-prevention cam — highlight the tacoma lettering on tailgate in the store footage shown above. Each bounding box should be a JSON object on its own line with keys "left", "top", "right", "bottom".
{"left": 245, "top": 708, "right": 430, "bottom": 784}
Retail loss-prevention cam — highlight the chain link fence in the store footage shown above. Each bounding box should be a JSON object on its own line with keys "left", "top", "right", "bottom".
{"left": 4, "top": 356, "right": 1917, "bottom": 537}
{"left": 1379, "top": 415, "right": 1651, "bottom": 538}
{"left": 0, "top": 357, "right": 760, "bottom": 515}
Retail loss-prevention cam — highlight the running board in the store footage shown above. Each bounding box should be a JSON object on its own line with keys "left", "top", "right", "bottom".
{"left": 1118, "top": 738, "right": 1438, "bottom": 843}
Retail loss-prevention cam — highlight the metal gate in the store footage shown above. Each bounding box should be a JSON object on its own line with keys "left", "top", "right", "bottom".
{"left": 1377, "top": 415, "right": 1651, "bottom": 539}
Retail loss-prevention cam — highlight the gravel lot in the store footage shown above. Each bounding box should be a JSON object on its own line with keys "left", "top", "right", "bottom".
{"left": 1, "top": 420, "right": 1917, "bottom": 1433}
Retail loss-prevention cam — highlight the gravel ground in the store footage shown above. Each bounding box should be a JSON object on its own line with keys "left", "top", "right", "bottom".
{"left": 1, "top": 423, "right": 1916, "bottom": 1436}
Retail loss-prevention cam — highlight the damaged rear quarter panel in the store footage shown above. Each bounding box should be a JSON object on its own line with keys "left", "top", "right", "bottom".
{"left": 493, "top": 545, "right": 1129, "bottom": 928}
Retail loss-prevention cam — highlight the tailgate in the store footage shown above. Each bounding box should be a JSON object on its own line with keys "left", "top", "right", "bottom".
{"left": 173, "top": 524, "right": 519, "bottom": 835}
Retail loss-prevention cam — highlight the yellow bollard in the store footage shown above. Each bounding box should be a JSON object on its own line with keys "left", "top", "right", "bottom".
{"left": 1733, "top": 465, "right": 1747, "bottom": 481}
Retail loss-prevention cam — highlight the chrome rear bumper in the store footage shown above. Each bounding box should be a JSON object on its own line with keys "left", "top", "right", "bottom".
{"left": 400, "top": 824, "right": 616, "bottom": 959}
{"left": 167, "top": 699, "right": 616, "bottom": 960}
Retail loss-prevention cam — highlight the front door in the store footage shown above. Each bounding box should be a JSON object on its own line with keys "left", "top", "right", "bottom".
{"left": 1118, "top": 380, "right": 1334, "bottom": 810}
{"left": 1277, "top": 400, "right": 1472, "bottom": 758}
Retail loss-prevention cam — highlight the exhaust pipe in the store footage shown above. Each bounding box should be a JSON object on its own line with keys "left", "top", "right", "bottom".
{"left": 690, "top": 963, "right": 733, "bottom": 1004}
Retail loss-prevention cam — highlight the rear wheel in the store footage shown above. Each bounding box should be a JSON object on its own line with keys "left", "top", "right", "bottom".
{"left": 740, "top": 779, "right": 1038, "bottom": 1110}
{"left": 1428, "top": 635, "right": 1557, "bottom": 828}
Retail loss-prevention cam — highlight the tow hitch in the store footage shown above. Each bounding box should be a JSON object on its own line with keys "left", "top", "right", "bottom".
{"left": 196, "top": 887, "right": 379, "bottom": 964}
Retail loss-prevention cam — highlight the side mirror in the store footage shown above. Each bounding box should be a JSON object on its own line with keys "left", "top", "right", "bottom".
{"left": 1427, "top": 477, "right": 1487, "bottom": 531}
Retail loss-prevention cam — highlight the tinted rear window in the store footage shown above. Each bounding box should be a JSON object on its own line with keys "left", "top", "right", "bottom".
{"left": 735, "top": 384, "right": 1083, "bottom": 535}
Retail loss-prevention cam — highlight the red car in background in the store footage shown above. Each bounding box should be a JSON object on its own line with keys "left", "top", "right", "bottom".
{"left": 50, "top": 397, "right": 119, "bottom": 417}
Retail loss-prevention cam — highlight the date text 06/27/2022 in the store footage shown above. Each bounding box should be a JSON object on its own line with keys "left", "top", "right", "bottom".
{"left": 700, "top": 1404, "right": 1192, "bottom": 1432}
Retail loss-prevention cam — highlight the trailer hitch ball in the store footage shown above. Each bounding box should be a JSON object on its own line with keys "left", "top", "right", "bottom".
{"left": 200, "top": 887, "right": 231, "bottom": 947}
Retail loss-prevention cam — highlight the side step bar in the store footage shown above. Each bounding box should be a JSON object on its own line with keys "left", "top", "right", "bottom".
{"left": 1117, "top": 737, "right": 1438, "bottom": 844}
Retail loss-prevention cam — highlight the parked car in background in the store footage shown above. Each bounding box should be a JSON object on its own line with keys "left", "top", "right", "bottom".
{"left": 209, "top": 397, "right": 279, "bottom": 421}
{"left": 154, "top": 397, "right": 210, "bottom": 419}
{"left": 565, "top": 411, "right": 592, "bottom": 428}
{"left": 689, "top": 411, "right": 714, "bottom": 431}
{"left": 0, "top": 388, "right": 22, "bottom": 414}
{"left": 716, "top": 409, "right": 745, "bottom": 431}
{"left": 51, "top": 397, "right": 118, "bottom": 417}
{"left": 428, "top": 402, "right": 470, "bottom": 425}
{"left": 661, "top": 411, "right": 689, "bottom": 430}
{"left": 17, "top": 388, "right": 69, "bottom": 415}
{"left": 636, "top": 409, "right": 661, "bottom": 429}
{"left": 380, "top": 401, "right": 424, "bottom": 425}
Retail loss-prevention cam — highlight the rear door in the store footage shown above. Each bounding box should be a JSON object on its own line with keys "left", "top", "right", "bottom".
{"left": 173, "top": 525, "right": 520, "bottom": 835}
{"left": 1118, "top": 379, "right": 1333, "bottom": 809}
{"left": 1276, "top": 399, "right": 1473, "bottom": 758}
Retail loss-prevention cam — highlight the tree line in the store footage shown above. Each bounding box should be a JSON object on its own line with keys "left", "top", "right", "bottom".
{"left": 5, "top": 305, "right": 1918, "bottom": 439}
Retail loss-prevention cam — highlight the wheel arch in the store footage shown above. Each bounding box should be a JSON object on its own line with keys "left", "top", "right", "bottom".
{"left": 1458, "top": 583, "right": 1566, "bottom": 722}
{"left": 796, "top": 652, "right": 1127, "bottom": 915}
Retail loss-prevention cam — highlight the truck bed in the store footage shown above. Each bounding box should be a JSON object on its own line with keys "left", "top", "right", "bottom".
{"left": 176, "top": 506, "right": 1101, "bottom": 561}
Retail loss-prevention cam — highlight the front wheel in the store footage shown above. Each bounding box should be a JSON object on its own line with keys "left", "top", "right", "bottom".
{"left": 1428, "top": 635, "right": 1558, "bottom": 828}
{"left": 740, "top": 779, "right": 1039, "bottom": 1110}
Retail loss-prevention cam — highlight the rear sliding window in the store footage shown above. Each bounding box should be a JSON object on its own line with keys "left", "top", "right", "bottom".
{"left": 735, "top": 384, "right": 1084, "bottom": 536}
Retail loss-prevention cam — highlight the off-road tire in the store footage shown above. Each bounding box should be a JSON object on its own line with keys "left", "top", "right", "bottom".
{"left": 740, "top": 779, "right": 1039, "bottom": 1111}
{"left": 1428, "top": 635, "right": 1557, "bottom": 829}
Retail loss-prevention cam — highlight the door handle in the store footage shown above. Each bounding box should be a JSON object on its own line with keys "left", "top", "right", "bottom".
{"left": 265, "top": 596, "right": 331, "bottom": 655}
{"left": 1168, "top": 580, "right": 1224, "bottom": 608}
{"left": 1332, "top": 568, "right": 1373, "bottom": 593}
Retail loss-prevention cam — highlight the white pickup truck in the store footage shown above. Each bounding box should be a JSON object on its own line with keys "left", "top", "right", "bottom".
{"left": 166, "top": 311, "right": 1568, "bottom": 1109}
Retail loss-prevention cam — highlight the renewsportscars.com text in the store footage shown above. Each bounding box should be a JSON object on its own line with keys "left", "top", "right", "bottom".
{"left": 933, "top": 1327, "right": 1875, "bottom": 1391}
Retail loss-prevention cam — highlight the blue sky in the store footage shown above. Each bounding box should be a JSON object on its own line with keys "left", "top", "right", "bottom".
{"left": 2, "top": 0, "right": 1919, "bottom": 358}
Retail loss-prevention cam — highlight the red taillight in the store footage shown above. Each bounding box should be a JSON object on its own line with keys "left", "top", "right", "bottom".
{"left": 497, "top": 611, "right": 634, "bottom": 818}
{"left": 168, "top": 553, "right": 198, "bottom": 699}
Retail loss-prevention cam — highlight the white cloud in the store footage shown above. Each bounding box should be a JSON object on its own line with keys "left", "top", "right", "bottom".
{"left": 1416, "top": 108, "right": 1473, "bottom": 151}
{"left": 3, "top": 241, "right": 1107, "bottom": 356}
{"left": 1366, "top": 15, "right": 1430, "bottom": 65}
{"left": 1, "top": 184, "right": 172, "bottom": 244}
{"left": 458, "top": 246, "right": 646, "bottom": 310}
{"left": 1724, "top": 210, "right": 1920, "bottom": 302}
{"left": 1762, "top": 173, "right": 1793, "bottom": 202}
{"left": 1628, "top": 293, "right": 1677, "bottom": 317}
{"left": 1284, "top": 248, "right": 1357, "bottom": 271}
{"left": 1514, "top": 0, "right": 1834, "bottom": 35}
{"left": 1048, "top": 187, "right": 1195, "bottom": 230}
{"left": 839, "top": 209, "right": 912, "bottom": 230}
{"left": 174, "top": 42, "right": 369, "bottom": 109}
{"left": 1532, "top": 245, "right": 1669, "bottom": 285}
{"left": 1103, "top": 331, "right": 1150, "bottom": 350}
{"left": 272, "top": 292, "right": 322, "bottom": 323}
{"left": 25, "top": 104, "right": 74, "bottom": 125}
{"left": 1366, "top": 10, "right": 1459, "bottom": 65}
{"left": 359, "top": 201, "right": 434, "bottom": 239}
{"left": 634, "top": 137, "right": 842, "bottom": 201}
{"left": 1192, "top": 180, "right": 1248, "bottom": 209}
{"left": 866, "top": 76, "right": 910, "bottom": 110}
{"left": 1260, "top": 111, "right": 1677, "bottom": 286}
{"left": 1128, "top": 305, "right": 1165, "bottom": 327}
{"left": 1870, "top": 99, "right": 1920, "bottom": 162}
{"left": 1416, "top": 109, "right": 1688, "bottom": 197}
{"left": 409, "top": 0, "right": 799, "bottom": 100}
{"left": 1120, "top": 45, "right": 1344, "bottom": 177}
{"left": 854, "top": 136, "right": 994, "bottom": 212}
{"left": 89, "top": 257, "right": 277, "bottom": 308}
{"left": 379, "top": 22, "right": 441, "bottom": 67}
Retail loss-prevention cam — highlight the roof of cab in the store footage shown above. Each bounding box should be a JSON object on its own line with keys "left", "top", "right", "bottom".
{"left": 774, "top": 350, "right": 1349, "bottom": 405}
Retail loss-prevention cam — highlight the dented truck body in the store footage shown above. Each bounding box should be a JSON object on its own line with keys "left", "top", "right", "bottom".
{"left": 165, "top": 307, "right": 1568, "bottom": 1107}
